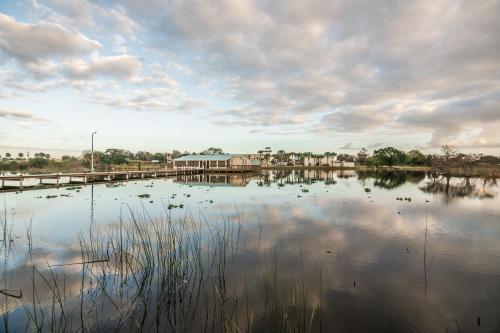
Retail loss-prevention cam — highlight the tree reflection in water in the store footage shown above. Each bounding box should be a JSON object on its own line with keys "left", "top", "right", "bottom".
{"left": 357, "top": 170, "right": 426, "bottom": 190}
{"left": 420, "top": 175, "right": 497, "bottom": 204}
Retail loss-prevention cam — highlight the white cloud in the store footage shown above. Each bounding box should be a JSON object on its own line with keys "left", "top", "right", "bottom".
{"left": 0, "top": 109, "right": 46, "bottom": 121}
{"left": 35, "top": 0, "right": 136, "bottom": 33}
{"left": 3, "top": 78, "right": 63, "bottom": 93}
{"left": 63, "top": 55, "right": 142, "bottom": 80}
{"left": 112, "top": 34, "right": 128, "bottom": 53}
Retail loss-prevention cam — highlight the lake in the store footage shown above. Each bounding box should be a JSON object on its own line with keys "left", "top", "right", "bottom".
{"left": 1, "top": 169, "right": 499, "bottom": 332}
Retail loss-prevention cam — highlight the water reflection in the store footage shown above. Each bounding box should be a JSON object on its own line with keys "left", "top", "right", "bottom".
{"left": 175, "top": 172, "right": 257, "bottom": 186}
{"left": 420, "top": 175, "right": 498, "bottom": 204}
{"left": 357, "top": 170, "right": 426, "bottom": 189}
{"left": 0, "top": 170, "right": 499, "bottom": 332}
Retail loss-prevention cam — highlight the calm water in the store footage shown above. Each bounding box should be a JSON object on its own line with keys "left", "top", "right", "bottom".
{"left": 1, "top": 170, "right": 500, "bottom": 332}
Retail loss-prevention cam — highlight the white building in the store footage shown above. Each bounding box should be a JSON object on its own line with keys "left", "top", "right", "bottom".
{"left": 173, "top": 154, "right": 259, "bottom": 170}
{"left": 303, "top": 156, "right": 354, "bottom": 168}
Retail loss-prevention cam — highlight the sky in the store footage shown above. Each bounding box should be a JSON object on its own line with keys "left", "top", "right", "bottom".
{"left": 0, "top": 0, "right": 499, "bottom": 157}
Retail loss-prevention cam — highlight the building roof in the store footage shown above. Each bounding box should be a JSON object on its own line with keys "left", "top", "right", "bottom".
{"left": 174, "top": 154, "right": 241, "bottom": 161}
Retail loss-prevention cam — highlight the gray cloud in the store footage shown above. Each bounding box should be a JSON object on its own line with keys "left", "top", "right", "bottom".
{"left": 90, "top": 88, "right": 201, "bottom": 113}
{"left": 397, "top": 93, "right": 500, "bottom": 147}
{"left": 320, "top": 107, "right": 394, "bottom": 133}
{"left": 119, "top": 0, "right": 500, "bottom": 148}
{"left": 0, "top": 13, "right": 101, "bottom": 64}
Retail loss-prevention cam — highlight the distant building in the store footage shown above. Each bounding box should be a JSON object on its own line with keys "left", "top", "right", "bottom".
{"left": 173, "top": 154, "right": 259, "bottom": 170}
{"left": 289, "top": 154, "right": 300, "bottom": 166}
{"left": 341, "top": 161, "right": 355, "bottom": 167}
{"left": 255, "top": 147, "right": 272, "bottom": 167}
{"left": 303, "top": 156, "right": 354, "bottom": 168}
{"left": 304, "top": 156, "right": 336, "bottom": 166}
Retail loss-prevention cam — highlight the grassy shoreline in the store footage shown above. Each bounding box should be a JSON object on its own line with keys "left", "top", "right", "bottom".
{"left": 263, "top": 165, "right": 430, "bottom": 171}
{"left": 263, "top": 165, "right": 500, "bottom": 177}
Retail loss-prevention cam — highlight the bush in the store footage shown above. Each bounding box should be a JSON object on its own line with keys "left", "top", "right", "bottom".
{"left": 405, "top": 150, "right": 427, "bottom": 166}
{"left": 29, "top": 157, "right": 49, "bottom": 168}
{"left": 0, "top": 160, "right": 19, "bottom": 171}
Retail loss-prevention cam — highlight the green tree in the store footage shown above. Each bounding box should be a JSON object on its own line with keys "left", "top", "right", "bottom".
{"left": 356, "top": 148, "right": 369, "bottom": 164}
{"left": 82, "top": 150, "right": 105, "bottom": 169}
{"left": 61, "top": 155, "right": 77, "bottom": 160}
{"left": 172, "top": 150, "right": 182, "bottom": 159}
{"left": 479, "top": 155, "right": 500, "bottom": 164}
{"left": 34, "top": 152, "right": 50, "bottom": 159}
{"left": 28, "top": 157, "right": 49, "bottom": 168}
{"left": 324, "top": 151, "right": 337, "bottom": 159}
{"left": 200, "top": 147, "right": 224, "bottom": 155}
{"left": 153, "top": 152, "right": 166, "bottom": 162}
{"left": 405, "top": 150, "right": 427, "bottom": 165}
{"left": 18, "top": 152, "right": 24, "bottom": 159}
{"left": 135, "top": 151, "right": 152, "bottom": 161}
{"left": 5, "top": 152, "right": 11, "bottom": 159}
{"left": 274, "top": 150, "right": 288, "bottom": 163}
{"left": 104, "top": 149, "right": 132, "bottom": 164}
{"left": 337, "top": 153, "right": 355, "bottom": 162}
{"left": 372, "top": 147, "right": 406, "bottom": 167}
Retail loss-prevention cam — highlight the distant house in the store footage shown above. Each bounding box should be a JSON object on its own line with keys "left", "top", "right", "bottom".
{"left": 341, "top": 161, "right": 355, "bottom": 167}
{"left": 289, "top": 154, "right": 300, "bottom": 166}
{"left": 303, "top": 156, "right": 354, "bottom": 168}
{"left": 173, "top": 154, "right": 259, "bottom": 170}
{"left": 304, "top": 156, "right": 336, "bottom": 167}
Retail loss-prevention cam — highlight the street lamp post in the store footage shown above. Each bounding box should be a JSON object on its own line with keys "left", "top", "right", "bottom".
{"left": 91, "top": 131, "right": 97, "bottom": 173}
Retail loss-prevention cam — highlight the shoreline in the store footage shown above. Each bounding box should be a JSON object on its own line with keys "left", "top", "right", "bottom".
{"left": 262, "top": 165, "right": 431, "bottom": 171}
{"left": 262, "top": 165, "right": 499, "bottom": 177}
{"left": 3, "top": 164, "right": 499, "bottom": 176}
{"left": 2, "top": 165, "right": 498, "bottom": 194}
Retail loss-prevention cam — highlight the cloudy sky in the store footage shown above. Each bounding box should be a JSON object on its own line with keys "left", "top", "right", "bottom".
{"left": 1, "top": 0, "right": 499, "bottom": 156}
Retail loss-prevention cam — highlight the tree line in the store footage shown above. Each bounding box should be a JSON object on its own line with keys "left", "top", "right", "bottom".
{"left": 1, "top": 146, "right": 499, "bottom": 172}
{"left": 265, "top": 146, "right": 500, "bottom": 170}
{"left": 1, "top": 147, "right": 226, "bottom": 171}
{"left": 80, "top": 147, "right": 227, "bottom": 168}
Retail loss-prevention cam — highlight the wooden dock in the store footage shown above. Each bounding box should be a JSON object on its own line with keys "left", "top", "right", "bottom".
{"left": 0, "top": 169, "right": 207, "bottom": 192}
{"left": 0, "top": 167, "right": 261, "bottom": 192}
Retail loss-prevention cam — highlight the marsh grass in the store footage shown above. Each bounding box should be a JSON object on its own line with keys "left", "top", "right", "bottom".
{"left": 0, "top": 205, "right": 323, "bottom": 332}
